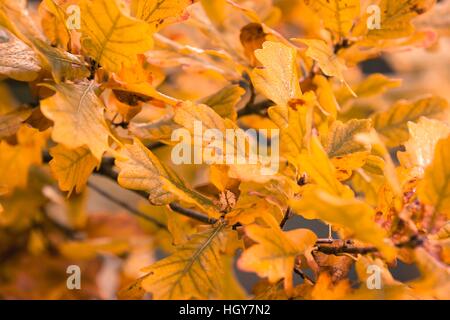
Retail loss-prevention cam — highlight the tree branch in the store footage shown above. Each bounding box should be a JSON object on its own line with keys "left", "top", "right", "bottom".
{"left": 169, "top": 203, "right": 217, "bottom": 224}
{"left": 238, "top": 99, "right": 273, "bottom": 117}
{"left": 87, "top": 181, "right": 168, "bottom": 230}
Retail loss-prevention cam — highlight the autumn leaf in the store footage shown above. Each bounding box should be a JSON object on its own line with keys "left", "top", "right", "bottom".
{"left": 38, "top": 0, "right": 74, "bottom": 49}
{"left": 40, "top": 81, "right": 112, "bottom": 160}
{"left": 200, "top": 0, "right": 227, "bottom": 26}
{"left": 299, "top": 136, "right": 353, "bottom": 198}
{"left": 251, "top": 41, "right": 302, "bottom": 107}
{"left": 294, "top": 39, "right": 348, "bottom": 86}
{"left": 418, "top": 135, "right": 450, "bottom": 220}
{"left": 324, "top": 119, "right": 371, "bottom": 177}
{"left": 409, "top": 248, "right": 450, "bottom": 299}
{"left": 0, "top": 125, "right": 47, "bottom": 190}
{"left": 79, "top": 0, "right": 154, "bottom": 72}
{"left": 372, "top": 96, "right": 449, "bottom": 147}
{"left": 238, "top": 224, "right": 316, "bottom": 293}
{"left": 49, "top": 145, "right": 99, "bottom": 195}
{"left": 399, "top": 117, "right": 450, "bottom": 174}
{"left": 137, "top": 222, "right": 230, "bottom": 299}
{"left": 325, "top": 119, "right": 371, "bottom": 158}
{"left": 368, "top": 0, "right": 435, "bottom": 39}
{"left": 0, "top": 0, "right": 89, "bottom": 82}
{"left": 115, "top": 138, "right": 220, "bottom": 217}
{"left": 304, "top": 0, "right": 360, "bottom": 38}
{"left": 31, "top": 37, "right": 90, "bottom": 83}
{"left": 0, "top": 29, "right": 41, "bottom": 82}
{"left": 0, "top": 108, "right": 33, "bottom": 139}
{"left": 201, "top": 84, "right": 244, "bottom": 121}
{"left": 268, "top": 102, "right": 311, "bottom": 169}
{"left": 131, "top": 0, "right": 193, "bottom": 30}
{"left": 290, "top": 186, "right": 396, "bottom": 259}
{"left": 336, "top": 73, "right": 402, "bottom": 105}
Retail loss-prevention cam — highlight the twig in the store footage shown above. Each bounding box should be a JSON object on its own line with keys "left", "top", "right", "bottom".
{"left": 87, "top": 181, "right": 168, "bottom": 230}
{"left": 169, "top": 203, "right": 217, "bottom": 224}
{"left": 294, "top": 267, "right": 316, "bottom": 285}
{"left": 280, "top": 207, "right": 293, "bottom": 229}
{"left": 313, "top": 236, "right": 425, "bottom": 256}
{"left": 237, "top": 99, "right": 273, "bottom": 117}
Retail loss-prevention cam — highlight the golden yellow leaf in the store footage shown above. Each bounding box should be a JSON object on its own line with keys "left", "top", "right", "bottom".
{"left": 0, "top": 0, "right": 42, "bottom": 42}
{"left": 409, "top": 248, "right": 450, "bottom": 299}
{"left": 290, "top": 186, "right": 396, "bottom": 259}
{"left": 418, "top": 135, "right": 450, "bottom": 219}
{"left": 267, "top": 93, "right": 316, "bottom": 170}
{"left": 372, "top": 96, "right": 449, "bottom": 147}
{"left": 49, "top": 145, "right": 99, "bottom": 195}
{"left": 0, "top": 169, "right": 49, "bottom": 229}
{"left": 238, "top": 224, "right": 317, "bottom": 292}
{"left": 60, "top": 238, "right": 130, "bottom": 260}
{"left": 0, "top": 29, "right": 41, "bottom": 81}
{"left": 351, "top": 168, "right": 385, "bottom": 206}
{"left": 0, "top": 0, "right": 89, "bottom": 82}
{"left": 40, "top": 82, "right": 112, "bottom": 160}
{"left": 131, "top": 0, "right": 193, "bottom": 30}
{"left": 0, "top": 108, "right": 32, "bottom": 139}
{"left": 139, "top": 222, "right": 230, "bottom": 299}
{"left": 32, "top": 37, "right": 90, "bottom": 82}
{"left": 295, "top": 39, "right": 348, "bottom": 84}
{"left": 299, "top": 136, "right": 353, "bottom": 198}
{"left": 399, "top": 117, "right": 450, "bottom": 174}
{"left": 251, "top": 41, "right": 302, "bottom": 107}
{"left": 336, "top": 73, "right": 402, "bottom": 105}
{"left": 201, "top": 84, "right": 245, "bottom": 121}
{"left": 116, "top": 138, "right": 219, "bottom": 217}
{"left": 310, "top": 273, "right": 350, "bottom": 300}
{"left": 0, "top": 125, "right": 47, "bottom": 190}
{"left": 304, "top": 0, "right": 360, "bottom": 38}
{"left": 200, "top": 0, "right": 227, "bottom": 27}
{"left": 221, "top": 255, "right": 247, "bottom": 300}
{"left": 0, "top": 82, "right": 19, "bottom": 115}
{"left": 368, "top": 0, "right": 435, "bottom": 39}
{"left": 80, "top": 0, "right": 154, "bottom": 72}
{"left": 38, "top": 0, "right": 74, "bottom": 49}
{"left": 314, "top": 75, "right": 340, "bottom": 118}
{"left": 325, "top": 119, "right": 372, "bottom": 158}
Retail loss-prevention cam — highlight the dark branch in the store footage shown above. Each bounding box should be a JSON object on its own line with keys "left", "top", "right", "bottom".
{"left": 169, "top": 203, "right": 217, "bottom": 225}
{"left": 87, "top": 181, "right": 168, "bottom": 230}
{"left": 238, "top": 99, "right": 273, "bottom": 117}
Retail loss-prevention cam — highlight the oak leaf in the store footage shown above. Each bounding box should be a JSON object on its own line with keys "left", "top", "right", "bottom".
{"left": 372, "top": 96, "right": 449, "bottom": 147}
{"left": 40, "top": 82, "right": 112, "bottom": 160}
{"left": 138, "top": 222, "right": 230, "bottom": 299}
{"left": 131, "top": 0, "right": 193, "bottom": 30}
{"left": 0, "top": 125, "right": 47, "bottom": 190}
{"left": 251, "top": 41, "right": 302, "bottom": 107}
{"left": 238, "top": 224, "right": 317, "bottom": 293}
{"left": 418, "top": 135, "right": 450, "bottom": 219}
{"left": 79, "top": 0, "right": 154, "bottom": 72}
{"left": 49, "top": 145, "right": 99, "bottom": 195}
{"left": 290, "top": 186, "right": 396, "bottom": 259}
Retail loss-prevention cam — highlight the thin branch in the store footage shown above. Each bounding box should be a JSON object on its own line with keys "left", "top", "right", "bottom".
{"left": 237, "top": 99, "right": 273, "bottom": 117}
{"left": 280, "top": 207, "right": 293, "bottom": 229}
{"left": 294, "top": 267, "right": 316, "bottom": 285}
{"left": 87, "top": 181, "right": 168, "bottom": 230}
{"left": 313, "top": 236, "right": 425, "bottom": 255}
{"left": 315, "top": 240, "right": 379, "bottom": 255}
{"left": 169, "top": 203, "right": 217, "bottom": 224}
